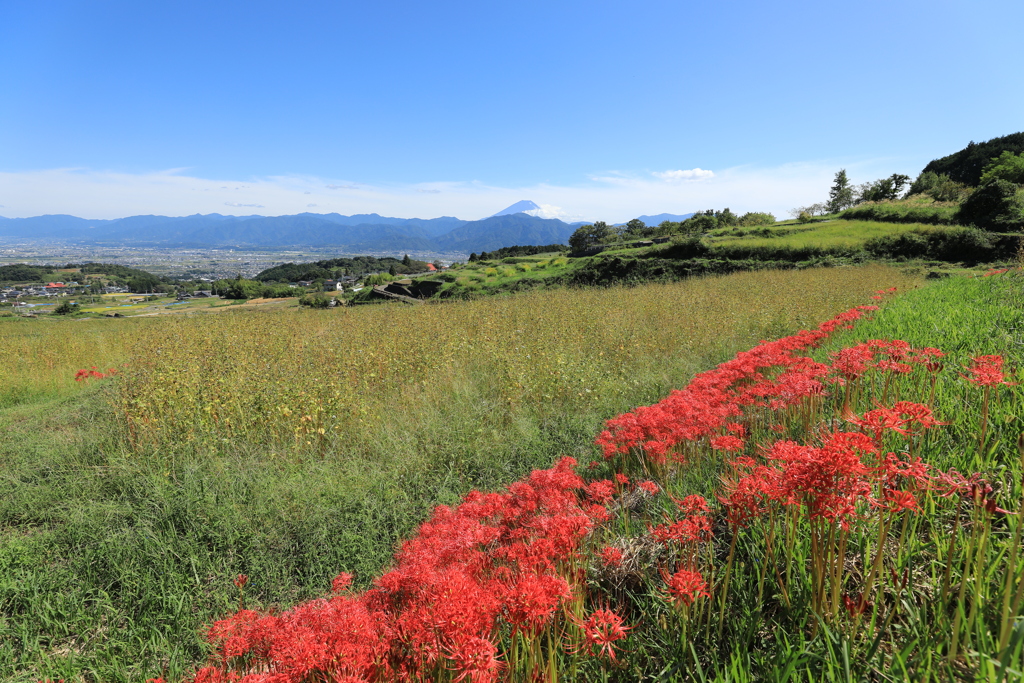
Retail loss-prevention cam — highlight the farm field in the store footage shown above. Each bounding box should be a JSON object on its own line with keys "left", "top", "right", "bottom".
{"left": 189, "top": 268, "right": 1023, "bottom": 682}
{"left": 0, "top": 265, "right": 916, "bottom": 681}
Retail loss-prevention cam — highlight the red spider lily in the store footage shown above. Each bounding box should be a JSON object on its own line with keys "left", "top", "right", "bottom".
{"left": 908, "top": 347, "right": 945, "bottom": 371}
{"left": 575, "top": 608, "right": 632, "bottom": 660}
{"left": 891, "top": 401, "right": 947, "bottom": 430}
{"left": 983, "top": 268, "right": 1009, "bottom": 277}
{"left": 881, "top": 452, "right": 931, "bottom": 487}
{"left": 651, "top": 514, "right": 713, "bottom": 545}
{"left": 874, "top": 359, "right": 913, "bottom": 375}
{"left": 761, "top": 432, "right": 877, "bottom": 526}
{"left": 710, "top": 435, "right": 745, "bottom": 452}
{"left": 675, "top": 494, "right": 709, "bottom": 515}
{"left": 332, "top": 572, "right": 353, "bottom": 593}
{"left": 663, "top": 568, "right": 710, "bottom": 607}
{"left": 963, "top": 354, "right": 1013, "bottom": 386}
{"left": 599, "top": 546, "right": 624, "bottom": 568}
{"left": 595, "top": 305, "right": 876, "bottom": 460}
{"left": 447, "top": 636, "right": 503, "bottom": 683}
{"left": 718, "top": 459, "right": 775, "bottom": 528}
{"left": 848, "top": 407, "right": 910, "bottom": 444}
{"left": 842, "top": 592, "right": 872, "bottom": 616}
{"left": 829, "top": 344, "right": 875, "bottom": 382}
{"left": 636, "top": 480, "right": 660, "bottom": 496}
{"left": 502, "top": 572, "right": 570, "bottom": 636}
{"left": 883, "top": 488, "right": 920, "bottom": 512}
{"left": 233, "top": 574, "right": 248, "bottom": 589}
{"left": 930, "top": 470, "right": 1010, "bottom": 513}
{"left": 194, "top": 458, "right": 607, "bottom": 682}
{"left": 586, "top": 479, "right": 616, "bottom": 504}
{"left": 75, "top": 367, "right": 113, "bottom": 382}
{"left": 726, "top": 422, "right": 746, "bottom": 437}
{"left": 614, "top": 473, "right": 629, "bottom": 485}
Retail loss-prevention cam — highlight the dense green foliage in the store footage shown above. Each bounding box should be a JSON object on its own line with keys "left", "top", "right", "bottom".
{"left": 470, "top": 243, "right": 568, "bottom": 261}
{"left": 51, "top": 300, "right": 79, "bottom": 315}
{"left": 298, "top": 292, "right": 334, "bottom": 308}
{"left": 839, "top": 199, "right": 959, "bottom": 225}
{"left": 0, "top": 264, "right": 49, "bottom": 282}
{"left": 856, "top": 173, "right": 911, "bottom": 203}
{"left": 864, "top": 227, "right": 1018, "bottom": 262}
{"left": 211, "top": 278, "right": 298, "bottom": 299}
{"left": 0, "top": 261, "right": 166, "bottom": 287}
{"left": 907, "top": 172, "right": 972, "bottom": 203}
{"left": 980, "top": 151, "right": 1024, "bottom": 185}
{"left": 568, "top": 211, "right": 777, "bottom": 254}
{"left": 955, "top": 178, "right": 1024, "bottom": 230}
{"left": 569, "top": 221, "right": 616, "bottom": 252}
{"left": 254, "top": 255, "right": 419, "bottom": 282}
{"left": 921, "top": 131, "right": 1024, "bottom": 186}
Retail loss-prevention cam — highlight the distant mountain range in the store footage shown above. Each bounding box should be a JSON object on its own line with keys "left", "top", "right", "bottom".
{"left": 628, "top": 212, "right": 695, "bottom": 225}
{"left": 0, "top": 201, "right": 690, "bottom": 254}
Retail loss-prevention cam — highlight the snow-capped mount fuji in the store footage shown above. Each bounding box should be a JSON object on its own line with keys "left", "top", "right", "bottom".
{"left": 490, "top": 200, "right": 542, "bottom": 217}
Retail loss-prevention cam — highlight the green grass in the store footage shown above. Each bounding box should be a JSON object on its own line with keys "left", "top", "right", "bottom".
{"left": 838, "top": 195, "right": 961, "bottom": 225}
{"left": 430, "top": 254, "right": 582, "bottom": 298}
{"left": 0, "top": 266, "right": 915, "bottom": 681}
{"left": 582, "top": 271, "right": 1024, "bottom": 681}
{"left": 706, "top": 219, "right": 948, "bottom": 252}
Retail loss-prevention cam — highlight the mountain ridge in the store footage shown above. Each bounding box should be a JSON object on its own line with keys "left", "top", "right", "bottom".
{"left": 0, "top": 207, "right": 693, "bottom": 254}
{"left": 0, "top": 211, "right": 577, "bottom": 254}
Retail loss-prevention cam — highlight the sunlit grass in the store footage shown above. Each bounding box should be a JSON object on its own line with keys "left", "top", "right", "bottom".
{"left": 0, "top": 265, "right": 921, "bottom": 680}
{"left": 709, "top": 220, "right": 948, "bottom": 250}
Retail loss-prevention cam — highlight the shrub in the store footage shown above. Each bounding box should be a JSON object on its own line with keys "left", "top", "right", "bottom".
{"left": 738, "top": 211, "right": 776, "bottom": 227}
{"left": 955, "top": 178, "right": 1024, "bottom": 230}
{"left": 980, "top": 150, "right": 1024, "bottom": 184}
{"left": 864, "top": 228, "right": 1000, "bottom": 262}
{"left": 839, "top": 202, "right": 958, "bottom": 225}
{"left": 52, "top": 300, "right": 79, "bottom": 315}
{"left": 298, "top": 293, "right": 332, "bottom": 309}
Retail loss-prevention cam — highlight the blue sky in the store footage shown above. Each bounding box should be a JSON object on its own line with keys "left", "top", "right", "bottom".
{"left": 2, "top": 0, "right": 1022, "bottom": 221}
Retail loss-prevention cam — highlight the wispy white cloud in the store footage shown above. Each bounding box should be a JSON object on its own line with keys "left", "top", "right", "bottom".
{"left": 524, "top": 204, "right": 587, "bottom": 222}
{"left": 652, "top": 168, "right": 715, "bottom": 182}
{"left": 0, "top": 159, "right": 901, "bottom": 223}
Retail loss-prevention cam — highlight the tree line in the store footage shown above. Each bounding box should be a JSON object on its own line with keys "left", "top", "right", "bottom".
{"left": 793, "top": 132, "right": 1024, "bottom": 230}
{"left": 567, "top": 210, "right": 777, "bottom": 253}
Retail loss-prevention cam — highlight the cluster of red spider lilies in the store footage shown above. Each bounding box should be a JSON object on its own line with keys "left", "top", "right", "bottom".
{"left": 190, "top": 292, "right": 1019, "bottom": 682}
{"left": 73, "top": 367, "right": 117, "bottom": 382}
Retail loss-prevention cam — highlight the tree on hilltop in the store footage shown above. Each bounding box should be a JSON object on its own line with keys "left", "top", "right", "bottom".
{"left": 568, "top": 221, "right": 614, "bottom": 252}
{"left": 827, "top": 170, "right": 855, "bottom": 213}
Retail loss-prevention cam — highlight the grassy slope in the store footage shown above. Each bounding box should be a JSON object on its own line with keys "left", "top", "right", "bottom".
{"left": 162, "top": 270, "right": 1023, "bottom": 683}
{"left": 412, "top": 220, "right": 1012, "bottom": 301}
{"left": 0, "top": 266, "right": 917, "bottom": 681}
{"left": 582, "top": 271, "right": 1024, "bottom": 681}
{"left": 705, "top": 219, "right": 946, "bottom": 251}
